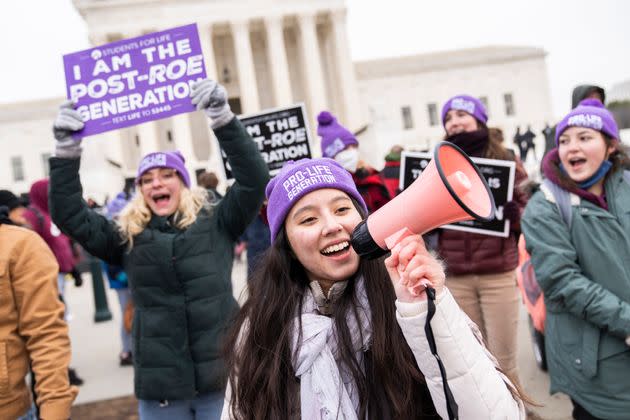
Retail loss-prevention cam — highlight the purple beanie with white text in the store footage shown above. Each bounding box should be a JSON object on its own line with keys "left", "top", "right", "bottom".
{"left": 555, "top": 98, "right": 619, "bottom": 145}
{"left": 135, "top": 150, "right": 191, "bottom": 187}
{"left": 265, "top": 158, "right": 367, "bottom": 243}
{"left": 441, "top": 95, "right": 488, "bottom": 126}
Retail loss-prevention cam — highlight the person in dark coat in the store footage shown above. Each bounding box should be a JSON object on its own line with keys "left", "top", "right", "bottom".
{"left": 48, "top": 78, "right": 269, "bottom": 419}
{"left": 437, "top": 95, "right": 529, "bottom": 385}
{"left": 317, "top": 111, "right": 391, "bottom": 213}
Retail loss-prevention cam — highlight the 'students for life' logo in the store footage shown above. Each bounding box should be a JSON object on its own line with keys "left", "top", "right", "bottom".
{"left": 451, "top": 98, "right": 476, "bottom": 115}
{"left": 567, "top": 114, "right": 603, "bottom": 131}
{"left": 325, "top": 138, "right": 346, "bottom": 158}
{"left": 139, "top": 153, "right": 167, "bottom": 173}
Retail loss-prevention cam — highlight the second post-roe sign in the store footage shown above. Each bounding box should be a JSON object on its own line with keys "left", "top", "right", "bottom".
{"left": 221, "top": 104, "right": 312, "bottom": 178}
{"left": 63, "top": 23, "right": 206, "bottom": 137}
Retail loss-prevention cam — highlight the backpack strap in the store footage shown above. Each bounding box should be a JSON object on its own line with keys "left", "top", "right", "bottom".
{"left": 540, "top": 179, "right": 577, "bottom": 229}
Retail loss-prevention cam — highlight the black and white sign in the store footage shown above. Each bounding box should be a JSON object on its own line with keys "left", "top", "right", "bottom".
{"left": 400, "top": 151, "right": 515, "bottom": 237}
{"left": 220, "top": 104, "right": 312, "bottom": 179}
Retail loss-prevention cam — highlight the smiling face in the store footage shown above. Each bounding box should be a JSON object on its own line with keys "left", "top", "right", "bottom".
{"left": 558, "top": 126, "right": 615, "bottom": 189}
{"left": 138, "top": 168, "right": 183, "bottom": 216}
{"left": 284, "top": 188, "right": 362, "bottom": 290}
{"left": 444, "top": 109, "right": 479, "bottom": 136}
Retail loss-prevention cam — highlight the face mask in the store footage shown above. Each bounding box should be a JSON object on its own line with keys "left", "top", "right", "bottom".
{"left": 334, "top": 148, "right": 360, "bottom": 173}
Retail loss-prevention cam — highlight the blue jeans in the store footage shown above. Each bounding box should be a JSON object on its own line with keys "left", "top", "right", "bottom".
{"left": 138, "top": 390, "right": 225, "bottom": 420}
{"left": 115, "top": 288, "right": 133, "bottom": 353}
{"left": 16, "top": 403, "right": 37, "bottom": 420}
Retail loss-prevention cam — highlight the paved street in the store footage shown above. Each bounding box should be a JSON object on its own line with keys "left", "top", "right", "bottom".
{"left": 67, "top": 259, "right": 571, "bottom": 418}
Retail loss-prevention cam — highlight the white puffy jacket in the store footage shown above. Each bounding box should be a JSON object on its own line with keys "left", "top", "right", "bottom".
{"left": 396, "top": 289, "right": 525, "bottom": 419}
{"left": 222, "top": 288, "right": 525, "bottom": 419}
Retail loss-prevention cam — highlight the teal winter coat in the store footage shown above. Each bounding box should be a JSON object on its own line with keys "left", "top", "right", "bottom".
{"left": 522, "top": 169, "right": 630, "bottom": 419}
{"left": 49, "top": 117, "right": 269, "bottom": 401}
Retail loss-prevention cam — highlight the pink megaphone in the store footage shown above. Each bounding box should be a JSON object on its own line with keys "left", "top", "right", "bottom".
{"left": 351, "top": 141, "right": 495, "bottom": 258}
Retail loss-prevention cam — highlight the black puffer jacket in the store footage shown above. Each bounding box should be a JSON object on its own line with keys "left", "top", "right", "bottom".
{"left": 49, "top": 117, "right": 269, "bottom": 400}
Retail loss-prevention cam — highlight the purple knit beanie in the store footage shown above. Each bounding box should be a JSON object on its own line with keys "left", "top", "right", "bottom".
{"left": 136, "top": 150, "right": 191, "bottom": 187}
{"left": 555, "top": 98, "right": 619, "bottom": 145}
{"left": 317, "top": 111, "right": 359, "bottom": 158}
{"left": 265, "top": 158, "right": 368, "bottom": 243}
{"left": 441, "top": 95, "right": 488, "bottom": 127}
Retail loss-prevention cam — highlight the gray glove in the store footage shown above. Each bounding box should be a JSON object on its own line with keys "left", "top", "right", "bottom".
{"left": 190, "top": 79, "right": 234, "bottom": 129}
{"left": 53, "top": 100, "right": 84, "bottom": 158}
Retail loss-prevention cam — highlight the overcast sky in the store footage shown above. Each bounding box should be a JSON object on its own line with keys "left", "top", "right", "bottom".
{"left": 1, "top": 0, "right": 628, "bottom": 118}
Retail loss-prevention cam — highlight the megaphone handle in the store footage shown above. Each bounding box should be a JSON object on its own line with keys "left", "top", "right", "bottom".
{"left": 425, "top": 286, "right": 459, "bottom": 419}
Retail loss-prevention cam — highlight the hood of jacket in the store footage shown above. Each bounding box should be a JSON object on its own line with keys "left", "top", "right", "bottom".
{"left": 572, "top": 85, "right": 606, "bottom": 108}
{"left": 29, "top": 179, "right": 50, "bottom": 213}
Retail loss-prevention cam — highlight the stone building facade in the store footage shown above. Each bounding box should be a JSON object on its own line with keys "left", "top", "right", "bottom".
{"left": 1, "top": 1, "right": 554, "bottom": 200}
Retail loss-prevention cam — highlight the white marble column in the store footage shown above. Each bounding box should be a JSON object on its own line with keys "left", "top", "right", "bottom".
{"left": 90, "top": 33, "right": 130, "bottom": 173}
{"left": 195, "top": 23, "right": 218, "bottom": 182}
{"left": 231, "top": 19, "right": 260, "bottom": 114}
{"left": 198, "top": 23, "right": 217, "bottom": 79}
{"left": 137, "top": 121, "right": 161, "bottom": 156}
{"left": 171, "top": 114, "right": 199, "bottom": 186}
{"left": 330, "top": 9, "right": 363, "bottom": 130}
{"left": 264, "top": 15, "right": 293, "bottom": 106}
{"left": 298, "top": 12, "right": 327, "bottom": 119}
{"left": 124, "top": 30, "right": 161, "bottom": 157}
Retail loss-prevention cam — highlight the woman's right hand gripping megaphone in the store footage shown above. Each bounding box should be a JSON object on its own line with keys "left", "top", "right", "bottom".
{"left": 384, "top": 234, "right": 446, "bottom": 302}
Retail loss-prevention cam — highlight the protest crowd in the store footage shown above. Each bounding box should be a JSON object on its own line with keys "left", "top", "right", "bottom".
{"left": 1, "top": 17, "right": 629, "bottom": 420}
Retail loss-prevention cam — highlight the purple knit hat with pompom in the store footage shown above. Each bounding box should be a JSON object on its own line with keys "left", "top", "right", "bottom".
{"left": 317, "top": 111, "right": 359, "bottom": 158}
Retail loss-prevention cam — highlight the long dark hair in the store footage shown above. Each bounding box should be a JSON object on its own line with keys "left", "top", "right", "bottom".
{"left": 223, "top": 204, "right": 439, "bottom": 419}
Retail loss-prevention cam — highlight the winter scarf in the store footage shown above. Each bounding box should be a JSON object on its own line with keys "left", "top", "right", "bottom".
{"left": 445, "top": 128, "right": 489, "bottom": 158}
{"left": 291, "top": 277, "right": 372, "bottom": 420}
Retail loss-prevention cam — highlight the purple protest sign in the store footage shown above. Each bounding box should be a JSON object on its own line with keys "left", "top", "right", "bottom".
{"left": 63, "top": 23, "right": 206, "bottom": 137}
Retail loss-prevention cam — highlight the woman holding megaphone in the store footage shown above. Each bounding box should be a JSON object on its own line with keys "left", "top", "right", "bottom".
{"left": 221, "top": 157, "right": 525, "bottom": 419}
{"left": 48, "top": 79, "right": 269, "bottom": 419}
{"left": 435, "top": 95, "right": 529, "bottom": 385}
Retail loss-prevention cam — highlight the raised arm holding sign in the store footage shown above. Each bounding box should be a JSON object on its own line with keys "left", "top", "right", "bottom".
{"left": 49, "top": 76, "right": 269, "bottom": 417}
